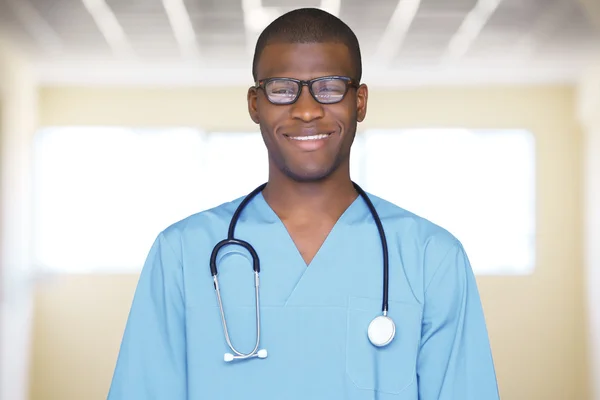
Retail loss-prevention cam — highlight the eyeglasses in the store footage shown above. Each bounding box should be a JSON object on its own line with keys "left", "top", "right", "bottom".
{"left": 255, "top": 75, "right": 358, "bottom": 105}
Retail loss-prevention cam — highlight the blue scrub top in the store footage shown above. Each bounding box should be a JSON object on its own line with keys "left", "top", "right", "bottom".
{"left": 108, "top": 191, "right": 500, "bottom": 399}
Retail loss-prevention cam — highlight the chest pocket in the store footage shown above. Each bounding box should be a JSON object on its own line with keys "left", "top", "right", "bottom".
{"left": 345, "top": 296, "right": 423, "bottom": 395}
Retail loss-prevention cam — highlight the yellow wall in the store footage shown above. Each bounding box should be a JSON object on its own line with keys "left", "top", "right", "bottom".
{"left": 29, "top": 84, "right": 588, "bottom": 400}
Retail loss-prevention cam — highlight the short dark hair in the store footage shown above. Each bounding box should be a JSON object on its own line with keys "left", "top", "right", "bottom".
{"left": 251, "top": 8, "right": 362, "bottom": 82}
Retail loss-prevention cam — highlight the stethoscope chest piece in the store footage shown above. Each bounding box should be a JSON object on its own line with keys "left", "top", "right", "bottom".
{"left": 368, "top": 315, "right": 396, "bottom": 347}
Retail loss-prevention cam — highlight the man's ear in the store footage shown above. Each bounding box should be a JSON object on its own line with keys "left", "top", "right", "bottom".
{"left": 356, "top": 83, "right": 368, "bottom": 122}
{"left": 247, "top": 87, "right": 260, "bottom": 124}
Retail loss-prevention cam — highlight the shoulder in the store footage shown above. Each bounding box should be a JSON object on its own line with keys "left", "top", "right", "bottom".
{"left": 367, "top": 192, "right": 460, "bottom": 251}
{"left": 152, "top": 195, "right": 246, "bottom": 254}
{"left": 366, "top": 192, "right": 469, "bottom": 294}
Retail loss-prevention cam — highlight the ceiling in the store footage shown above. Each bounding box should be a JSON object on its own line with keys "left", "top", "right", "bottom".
{"left": 0, "top": 0, "right": 599, "bottom": 86}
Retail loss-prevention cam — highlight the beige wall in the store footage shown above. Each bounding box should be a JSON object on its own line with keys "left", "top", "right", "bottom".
{"left": 0, "top": 38, "right": 37, "bottom": 400}
{"left": 29, "top": 85, "right": 588, "bottom": 400}
{"left": 578, "top": 60, "right": 600, "bottom": 400}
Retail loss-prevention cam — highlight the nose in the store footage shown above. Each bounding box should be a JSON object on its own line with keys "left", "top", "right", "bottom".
{"left": 289, "top": 85, "right": 325, "bottom": 122}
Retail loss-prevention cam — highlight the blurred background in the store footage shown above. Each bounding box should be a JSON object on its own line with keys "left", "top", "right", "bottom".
{"left": 1, "top": 0, "right": 599, "bottom": 399}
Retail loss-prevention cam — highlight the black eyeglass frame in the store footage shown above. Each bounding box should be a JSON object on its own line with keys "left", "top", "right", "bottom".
{"left": 254, "top": 75, "right": 359, "bottom": 105}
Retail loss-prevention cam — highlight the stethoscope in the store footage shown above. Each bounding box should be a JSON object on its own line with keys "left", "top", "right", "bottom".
{"left": 210, "top": 182, "right": 394, "bottom": 363}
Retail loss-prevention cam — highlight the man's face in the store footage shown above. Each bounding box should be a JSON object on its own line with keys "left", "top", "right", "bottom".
{"left": 248, "top": 42, "right": 368, "bottom": 183}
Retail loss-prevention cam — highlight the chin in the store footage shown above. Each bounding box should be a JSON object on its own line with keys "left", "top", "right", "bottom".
{"left": 282, "top": 165, "right": 335, "bottom": 183}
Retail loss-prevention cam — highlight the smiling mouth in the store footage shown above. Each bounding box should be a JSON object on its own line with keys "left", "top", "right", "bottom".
{"left": 285, "top": 132, "right": 332, "bottom": 141}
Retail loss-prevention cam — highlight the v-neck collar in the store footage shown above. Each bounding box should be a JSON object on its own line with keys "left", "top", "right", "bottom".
{"left": 250, "top": 191, "right": 366, "bottom": 269}
{"left": 246, "top": 191, "right": 369, "bottom": 306}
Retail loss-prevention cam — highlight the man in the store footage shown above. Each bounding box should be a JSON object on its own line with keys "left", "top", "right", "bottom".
{"left": 108, "top": 7, "right": 500, "bottom": 400}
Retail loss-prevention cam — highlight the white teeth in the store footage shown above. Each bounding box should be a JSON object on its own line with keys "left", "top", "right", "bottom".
{"left": 289, "top": 133, "right": 330, "bottom": 141}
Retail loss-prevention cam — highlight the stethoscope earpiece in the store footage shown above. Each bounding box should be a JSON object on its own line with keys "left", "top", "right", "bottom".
{"left": 224, "top": 349, "right": 268, "bottom": 362}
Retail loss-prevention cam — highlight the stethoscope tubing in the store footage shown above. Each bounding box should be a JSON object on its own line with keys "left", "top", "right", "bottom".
{"left": 351, "top": 182, "right": 390, "bottom": 314}
{"left": 210, "top": 181, "right": 389, "bottom": 314}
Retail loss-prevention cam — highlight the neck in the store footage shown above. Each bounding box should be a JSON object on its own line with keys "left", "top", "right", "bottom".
{"left": 262, "top": 167, "right": 358, "bottom": 222}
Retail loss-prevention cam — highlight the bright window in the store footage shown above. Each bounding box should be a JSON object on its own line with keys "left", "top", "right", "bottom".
{"left": 358, "top": 129, "right": 536, "bottom": 275}
{"left": 32, "top": 127, "right": 535, "bottom": 275}
{"left": 32, "top": 127, "right": 267, "bottom": 273}
{"left": 198, "top": 132, "right": 269, "bottom": 209}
